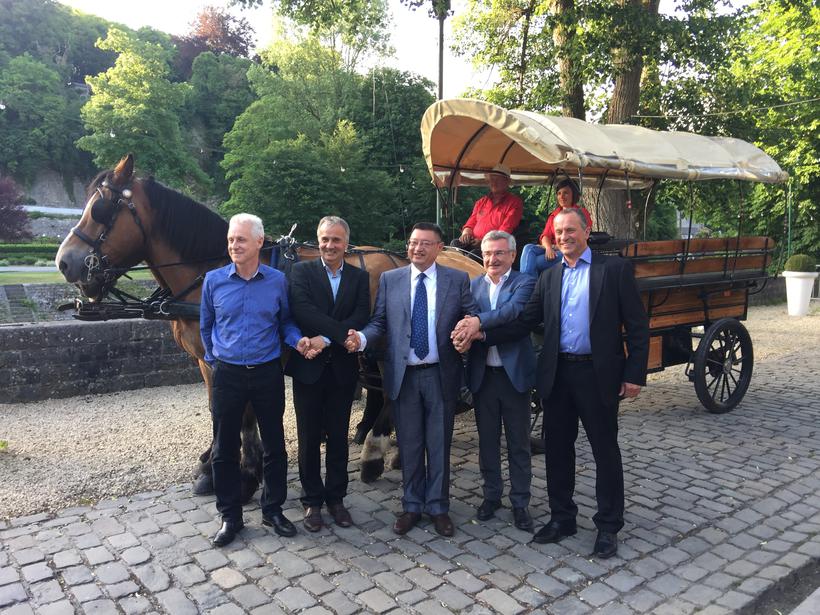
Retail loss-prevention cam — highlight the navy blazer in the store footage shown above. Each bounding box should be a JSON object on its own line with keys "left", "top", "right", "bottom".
{"left": 485, "top": 253, "right": 649, "bottom": 406}
{"left": 361, "top": 264, "right": 478, "bottom": 402}
{"left": 467, "top": 269, "right": 536, "bottom": 394}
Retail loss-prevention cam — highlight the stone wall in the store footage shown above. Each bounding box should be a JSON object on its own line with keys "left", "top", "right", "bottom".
{"left": 0, "top": 320, "right": 202, "bottom": 403}
{"left": 748, "top": 276, "right": 786, "bottom": 306}
{"left": 26, "top": 169, "right": 87, "bottom": 207}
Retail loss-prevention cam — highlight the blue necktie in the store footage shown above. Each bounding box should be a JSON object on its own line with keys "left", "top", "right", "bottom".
{"left": 410, "top": 272, "right": 429, "bottom": 360}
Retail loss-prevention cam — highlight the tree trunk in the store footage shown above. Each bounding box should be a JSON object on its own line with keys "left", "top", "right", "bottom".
{"left": 594, "top": 0, "right": 660, "bottom": 240}
{"left": 551, "top": 0, "right": 585, "bottom": 119}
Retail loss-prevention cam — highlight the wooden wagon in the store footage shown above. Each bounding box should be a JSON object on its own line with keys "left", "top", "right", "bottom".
{"left": 421, "top": 99, "right": 787, "bottom": 413}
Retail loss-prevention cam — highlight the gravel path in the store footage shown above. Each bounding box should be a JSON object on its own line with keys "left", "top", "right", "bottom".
{"left": 1, "top": 303, "right": 817, "bottom": 521}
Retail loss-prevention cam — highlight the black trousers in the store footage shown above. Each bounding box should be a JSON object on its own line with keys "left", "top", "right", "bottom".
{"left": 293, "top": 364, "right": 356, "bottom": 507}
{"left": 211, "top": 360, "right": 287, "bottom": 523}
{"left": 543, "top": 358, "right": 624, "bottom": 533}
{"left": 474, "top": 368, "right": 532, "bottom": 508}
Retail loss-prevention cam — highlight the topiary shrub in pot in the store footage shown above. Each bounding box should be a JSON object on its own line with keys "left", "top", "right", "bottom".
{"left": 783, "top": 254, "right": 818, "bottom": 316}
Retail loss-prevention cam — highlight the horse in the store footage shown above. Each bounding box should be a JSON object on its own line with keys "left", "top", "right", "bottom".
{"left": 55, "top": 154, "right": 484, "bottom": 500}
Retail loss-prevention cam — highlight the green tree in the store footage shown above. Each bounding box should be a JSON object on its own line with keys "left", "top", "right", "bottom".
{"left": 221, "top": 39, "right": 436, "bottom": 244}
{"left": 451, "top": 0, "right": 743, "bottom": 239}
{"left": 77, "top": 28, "right": 209, "bottom": 192}
{"left": 0, "top": 55, "right": 74, "bottom": 183}
{"left": 186, "top": 51, "right": 255, "bottom": 195}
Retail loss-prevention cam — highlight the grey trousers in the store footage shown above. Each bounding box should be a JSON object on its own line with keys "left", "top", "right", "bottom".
{"left": 474, "top": 367, "right": 532, "bottom": 508}
{"left": 393, "top": 365, "right": 455, "bottom": 516}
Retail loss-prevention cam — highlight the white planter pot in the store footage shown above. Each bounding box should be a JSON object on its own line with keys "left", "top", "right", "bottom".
{"left": 783, "top": 270, "right": 819, "bottom": 316}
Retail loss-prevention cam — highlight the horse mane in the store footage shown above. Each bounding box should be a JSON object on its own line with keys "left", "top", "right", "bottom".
{"left": 140, "top": 177, "right": 228, "bottom": 261}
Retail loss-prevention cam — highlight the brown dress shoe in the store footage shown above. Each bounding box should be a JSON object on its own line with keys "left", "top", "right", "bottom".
{"left": 431, "top": 513, "right": 454, "bottom": 537}
{"left": 327, "top": 503, "right": 354, "bottom": 527}
{"left": 303, "top": 506, "right": 323, "bottom": 532}
{"left": 393, "top": 511, "right": 421, "bottom": 535}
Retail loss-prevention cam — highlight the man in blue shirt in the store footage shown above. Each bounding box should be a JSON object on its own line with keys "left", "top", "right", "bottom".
{"left": 201, "top": 213, "right": 311, "bottom": 547}
{"left": 480, "top": 208, "right": 649, "bottom": 558}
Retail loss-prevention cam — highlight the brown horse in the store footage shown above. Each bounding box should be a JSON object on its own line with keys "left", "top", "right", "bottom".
{"left": 55, "top": 154, "right": 484, "bottom": 499}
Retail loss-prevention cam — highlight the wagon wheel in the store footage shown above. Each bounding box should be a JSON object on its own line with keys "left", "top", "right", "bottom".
{"left": 693, "top": 318, "right": 754, "bottom": 413}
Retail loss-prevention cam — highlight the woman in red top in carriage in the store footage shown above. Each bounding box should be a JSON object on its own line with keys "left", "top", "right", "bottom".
{"left": 520, "top": 178, "right": 593, "bottom": 277}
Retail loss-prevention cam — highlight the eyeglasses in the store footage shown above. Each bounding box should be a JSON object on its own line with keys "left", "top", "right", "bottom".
{"left": 407, "top": 240, "right": 441, "bottom": 249}
{"left": 481, "top": 250, "right": 512, "bottom": 258}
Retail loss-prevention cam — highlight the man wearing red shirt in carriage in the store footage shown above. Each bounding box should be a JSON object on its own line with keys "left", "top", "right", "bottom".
{"left": 451, "top": 164, "right": 523, "bottom": 254}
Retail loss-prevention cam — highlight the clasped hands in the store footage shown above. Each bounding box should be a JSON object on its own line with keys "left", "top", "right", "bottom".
{"left": 295, "top": 336, "right": 329, "bottom": 360}
{"left": 451, "top": 315, "right": 482, "bottom": 353}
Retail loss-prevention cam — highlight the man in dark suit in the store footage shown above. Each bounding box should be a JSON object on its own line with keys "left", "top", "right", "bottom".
{"left": 452, "top": 230, "right": 536, "bottom": 531}
{"left": 346, "top": 222, "right": 478, "bottom": 537}
{"left": 474, "top": 208, "right": 649, "bottom": 558}
{"left": 286, "top": 216, "right": 371, "bottom": 532}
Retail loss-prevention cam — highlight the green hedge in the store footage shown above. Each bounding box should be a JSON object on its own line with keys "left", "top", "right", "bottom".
{"left": 0, "top": 244, "right": 60, "bottom": 257}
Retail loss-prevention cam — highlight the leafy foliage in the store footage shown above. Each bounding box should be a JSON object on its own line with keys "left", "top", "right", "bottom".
{"left": 221, "top": 39, "right": 435, "bottom": 244}
{"left": 77, "top": 29, "right": 210, "bottom": 193}
{"left": 0, "top": 55, "right": 81, "bottom": 183}
{"left": 0, "top": 175, "right": 30, "bottom": 241}
{"left": 784, "top": 253, "right": 817, "bottom": 272}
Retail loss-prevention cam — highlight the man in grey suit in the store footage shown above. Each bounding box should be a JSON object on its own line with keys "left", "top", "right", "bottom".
{"left": 346, "top": 222, "right": 478, "bottom": 536}
{"left": 452, "top": 230, "right": 536, "bottom": 531}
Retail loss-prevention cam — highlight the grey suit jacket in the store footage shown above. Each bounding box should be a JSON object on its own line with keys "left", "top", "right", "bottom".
{"left": 361, "top": 264, "right": 478, "bottom": 402}
{"left": 467, "top": 269, "right": 536, "bottom": 394}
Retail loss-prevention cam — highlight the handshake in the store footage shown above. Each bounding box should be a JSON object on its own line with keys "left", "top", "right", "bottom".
{"left": 294, "top": 336, "right": 330, "bottom": 360}
{"left": 451, "top": 315, "right": 483, "bottom": 353}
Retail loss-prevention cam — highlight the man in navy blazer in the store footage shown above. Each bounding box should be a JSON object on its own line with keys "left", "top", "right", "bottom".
{"left": 452, "top": 230, "right": 536, "bottom": 531}
{"left": 347, "top": 222, "right": 478, "bottom": 536}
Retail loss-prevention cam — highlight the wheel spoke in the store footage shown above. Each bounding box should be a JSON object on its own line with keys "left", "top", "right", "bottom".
{"left": 720, "top": 373, "right": 729, "bottom": 403}
{"left": 727, "top": 370, "right": 739, "bottom": 389}
{"left": 708, "top": 373, "right": 722, "bottom": 397}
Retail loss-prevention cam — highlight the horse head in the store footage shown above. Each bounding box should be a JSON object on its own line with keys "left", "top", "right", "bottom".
{"left": 56, "top": 154, "right": 152, "bottom": 300}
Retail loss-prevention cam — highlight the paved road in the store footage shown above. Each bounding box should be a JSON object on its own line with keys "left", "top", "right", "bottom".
{"left": 23, "top": 206, "right": 83, "bottom": 216}
{"left": 0, "top": 266, "right": 58, "bottom": 273}
{"left": 1, "top": 347, "right": 818, "bottom": 614}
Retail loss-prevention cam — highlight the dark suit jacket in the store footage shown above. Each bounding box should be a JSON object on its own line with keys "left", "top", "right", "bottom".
{"left": 361, "top": 264, "right": 478, "bottom": 403}
{"left": 485, "top": 252, "right": 649, "bottom": 406}
{"left": 467, "top": 269, "right": 536, "bottom": 394}
{"left": 285, "top": 259, "right": 370, "bottom": 385}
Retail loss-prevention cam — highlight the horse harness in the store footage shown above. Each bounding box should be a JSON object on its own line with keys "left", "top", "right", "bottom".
{"left": 71, "top": 178, "right": 149, "bottom": 287}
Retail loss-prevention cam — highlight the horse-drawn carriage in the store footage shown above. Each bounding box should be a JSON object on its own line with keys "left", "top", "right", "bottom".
{"left": 421, "top": 98, "right": 787, "bottom": 414}
{"left": 55, "top": 98, "right": 786, "bottom": 496}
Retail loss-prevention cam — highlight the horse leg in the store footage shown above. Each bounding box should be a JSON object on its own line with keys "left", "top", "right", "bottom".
{"left": 353, "top": 387, "right": 383, "bottom": 445}
{"left": 192, "top": 359, "right": 215, "bottom": 495}
{"left": 360, "top": 396, "right": 397, "bottom": 483}
{"left": 239, "top": 403, "right": 262, "bottom": 504}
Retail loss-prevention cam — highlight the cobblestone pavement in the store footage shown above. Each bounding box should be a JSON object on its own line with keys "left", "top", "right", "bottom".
{"left": 2, "top": 347, "right": 819, "bottom": 615}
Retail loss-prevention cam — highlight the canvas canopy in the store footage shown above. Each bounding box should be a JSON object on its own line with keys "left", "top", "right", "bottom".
{"left": 421, "top": 99, "right": 788, "bottom": 190}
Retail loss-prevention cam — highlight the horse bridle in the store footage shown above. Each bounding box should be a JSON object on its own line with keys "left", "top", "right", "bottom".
{"left": 71, "top": 178, "right": 149, "bottom": 285}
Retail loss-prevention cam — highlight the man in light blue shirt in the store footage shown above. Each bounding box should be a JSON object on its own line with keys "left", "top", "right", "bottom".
{"left": 482, "top": 208, "right": 649, "bottom": 558}
{"left": 200, "top": 213, "right": 311, "bottom": 547}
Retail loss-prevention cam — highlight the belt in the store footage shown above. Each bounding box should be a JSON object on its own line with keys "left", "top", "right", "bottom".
{"left": 558, "top": 353, "right": 593, "bottom": 362}
{"left": 406, "top": 362, "right": 439, "bottom": 371}
{"left": 485, "top": 365, "right": 505, "bottom": 373}
{"left": 218, "top": 358, "right": 278, "bottom": 370}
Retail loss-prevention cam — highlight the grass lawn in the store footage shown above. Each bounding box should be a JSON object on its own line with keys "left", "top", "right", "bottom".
{"left": 0, "top": 270, "right": 155, "bottom": 285}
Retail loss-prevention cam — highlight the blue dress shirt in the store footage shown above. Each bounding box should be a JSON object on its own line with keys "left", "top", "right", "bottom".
{"left": 559, "top": 247, "right": 592, "bottom": 355}
{"left": 200, "top": 263, "right": 303, "bottom": 366}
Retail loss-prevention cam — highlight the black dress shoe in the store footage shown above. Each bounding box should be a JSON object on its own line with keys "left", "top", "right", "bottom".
{"left": 513, "top": 507, "right": 534, "bottom": 532}
{"left": 532, "top": 519, "right": 577, "bottom": 544}
{"left": 593, "top": 531, "right": 618, "bottom": 559}
{"left": 303, "top": 506, "right": 323, "bottom": 532}
{"left": 262, "top": 512, "right": 297, "bottom": 537}
{"left": 393, "top": 511, "right": 422, "bottom": 535}
{"left": 212, "top": 520, "right": 243, "bottom": 547}
{"left": 476, "top": 500, "right": 502, "bottom": 521}
{"left": 431, "top": 513, "right": 454, "bottom": 537}
{"left": 327, "top": 503, "right": 354, "bottom": 528}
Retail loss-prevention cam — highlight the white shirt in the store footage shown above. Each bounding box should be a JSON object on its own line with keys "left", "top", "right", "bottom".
{"left": 484, "top": 270, "right": 509, "bottom": 367}
{"left": 407, "top": 263, "right": 439, "bottom": 365}
{"left": 356, "top": 264, "right": 439, "bottom": 365}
